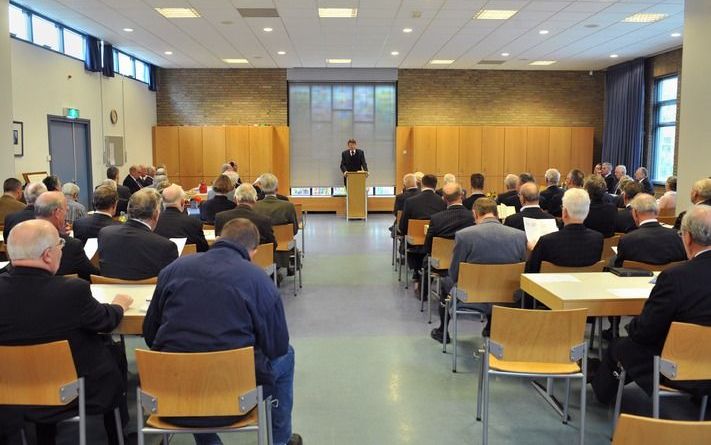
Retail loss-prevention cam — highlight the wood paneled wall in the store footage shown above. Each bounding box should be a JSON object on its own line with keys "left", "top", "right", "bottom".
{"left": 396, "top": 126, "right": 594, "bottom": 193}
{"left": 153, "top": 126, "right": 289, "bottom": 191}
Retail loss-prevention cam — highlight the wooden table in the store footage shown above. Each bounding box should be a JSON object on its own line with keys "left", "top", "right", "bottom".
{"left": 91, "top": 284, "right": 154, "bottom": 335}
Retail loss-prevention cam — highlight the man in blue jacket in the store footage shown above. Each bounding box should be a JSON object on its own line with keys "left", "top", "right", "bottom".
{"left": 143, "top": 218, "right": 301, "bottom": 445}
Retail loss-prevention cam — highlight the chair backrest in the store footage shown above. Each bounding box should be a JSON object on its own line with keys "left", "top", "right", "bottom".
{"left": 431, "top": 237, "right": 455, "bottom": 269}
{"left": 622, "top": 260, "right": 685, "bottom": 272}
{"left": 658, "top": 215, "right": 677, "bottom": 226}
{"left": 395, "top": 210, "right": 402, "bottom": 227}
{"left": 135, "top": 347, "right": 256, "bottom": 417}
{"left": 90, "top": 274, "right": 158, "bottom": 285}
{"left": 0, "top": 340, "right": 78, "bottom": 406}
{"left": 456, "top": 262, "right": 526, "bottom": 304}
{"left": 294, "top": 203, "right": 303, "bottom": 225}
{"left": 203, "top": 224, "right": 215, "bottom": 231}
{"left": 540, "top": 260, "right": 606, "bottom": 273}
{"left": 490, "top": 306, "right": 588, "bottom": 364}
{"left": 658, "top": 208, "right": 676, "bottom": 218}
{"left": 612, "top": 414, "right": 711, "bottom": 445}
{"left": 660, "top": 322, "right": 711, "bottom": 381}
{"left": 273, "top": 224, "right": 295, "bottom": 251}
{"left": 602, "top": 235, "right": 621, "bottom": 260}
{"left": 181, "top": 243, "right": 197, "bottom": 257}
{"left": 406, "top": 219, "right": 429, "bottom": 245}
{"left": 252, "top": 243, "right": 275, "bottom": 268}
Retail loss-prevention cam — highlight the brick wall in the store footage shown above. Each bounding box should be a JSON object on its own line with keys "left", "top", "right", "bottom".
{"left": 156, "top": 68, "right": 287, "bottom": 125}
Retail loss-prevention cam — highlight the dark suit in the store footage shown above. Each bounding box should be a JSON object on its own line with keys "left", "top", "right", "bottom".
{"left": 199, "top": 195, "right": 236, "bottom": 224}
{"left": 141, "top": 176, "right": 154, "bottom": 187}
{"left": 526, "top": 224, "right": 603, "bottom": 273}
{"left": 154, "top": 207, "right": 209, "bottom": 252}
{"left": 399, "top": 190, "right": 446, "bottom": 276}
{"left": 3, "top": 205, "right": 35, "bottom": 241}
{"left": 584, "top": 200, "right": 618, "bottom": 238}
{"left": 674, "top": 199, "right": 711, "bottom": 230}
{"left": 604, "top": 174, "right": 617, "bottom": 194}
{"left": 504, "top": 205, "right": 556, "bottom": 232}
{"left": 496, "top": 190, "right": 517, "bottom": 205}
{"left": 614, "top": 221, "right": 686, "bottom": 267}
{"left": 98, "top": 219, "right": 178, "bottom": 280}
{"left": 393, "top": 187, "right": 420, "bottom": 216}
{"left": 253, "top": 196, "right": 298, "bottom": 235}
{"left": 540, "top": 186, "right": 564, "bottom": 217}
{"left": 500, "top": 193, "right": 522, "bottom": 212}
{"left": 116, "top": 184, "right": 131, "bottom": 216}
{"left": 122, "top": 174, "right": 143, "bottom": 195}
{"left": 57, "top": 234, "right": 100, "bottom": 280}
{"left": 215, "top": 204, "right": 276, "bottom": 247}
{"left": 593, "top": 251, "right": 711, "bottom": 403}
{"left": 614, "top": 207, "right": 637, "bottom": 234}
{"left": 639, "top": 178, "right": 654, "bottom": 195}
{"left": 424, "top": 204, "right": 475, "bottom": 255}
{"left": 340, "top": 149, "right": 368, "bottom": 174}
{"left": 73, "top": 212, "right": 118, "bottom": 244}
{"left": 462, "top": 192, "right": 486, "bottom": 211}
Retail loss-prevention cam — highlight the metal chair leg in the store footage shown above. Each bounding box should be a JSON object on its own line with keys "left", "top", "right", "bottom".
{"left": 653, "top": 356, "right": 660, "bottom": 418}
{"left": 612, "top": 368, "right": 626, "bottom": 434}
{"left": 420, "top": 260, "right": 427, "bottom": 312}
{"left": 137, "top": 387, "right": 144, "bottom": 445}
{"left": 482, "top": 339, "right": 491, "bottom": 445}
{"left": 580, "top": 349, "right": 588, "bottom": 445}
{"left": 114, "top": 407, "right": 125, "bottom": 445}
{"left": 79, "top": 378, "right": 86, "bottom": 445}
{"left": 404, "top": 248, "right": 409, "bottom": 289}
{"left": 452, "top": 297, "right": 458, "bottom": 372}
{"left": 563, "top": 378, "right": 571, "bottom": 424}
{"left": 298, "top": 249, "right": 302, "bottom": 289}
{"left": 443, "top": 297, "right": 450, "bottom": 353}
{"left": 477, "top": 349, "right": 484, "bottom": 421}
{"left": 700, "top": 395, "right": 709, "bottom": 421}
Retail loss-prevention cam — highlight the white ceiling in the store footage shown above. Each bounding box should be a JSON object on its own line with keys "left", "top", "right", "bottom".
{"left": 13, "top": 0, "right": 684, "bottom": 70}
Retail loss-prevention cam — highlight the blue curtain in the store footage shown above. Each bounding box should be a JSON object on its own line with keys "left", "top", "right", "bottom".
{"left": 601, "top": 58, "right": 645, "bottom": 170}
{"left": 148, "top": 64, "right": 158, "bottom": 91}
{"left": 84, "top": 35, "right": 101, "bottom": 72}
{"left": 102, "top": 43, "right": 115, "bottom": 77}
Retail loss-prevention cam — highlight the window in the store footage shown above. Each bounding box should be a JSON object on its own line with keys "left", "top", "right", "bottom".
{"left": 135, "top": 59, "right": 148, "bottom": 83}
{"left": 290, "top": 187, "right": 311, "bottom": 196}
{"left": 651, "top": 76, "right": 678, "bottom": 183}
{"left": 62, "top": 28, "right": 84, "bottom": 60}
{"left": 311, "top": 187, "right": 332, "bottom": 196}
{"left": 117, "top": 51, "right": 134, "bottom": 77}
{"left": 31, "top": 15, "right": 60, "bottom": 51}
{"left": 332, "top": 186, "right": 346, "bottom": 196}
{"left": 374, "top": 186, "right": 395, "bottom": 196}
{"left": 8, "top": 4, "right": 29, "bottom": 40}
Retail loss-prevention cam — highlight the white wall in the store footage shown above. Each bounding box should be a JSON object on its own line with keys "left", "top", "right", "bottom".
{"left": 10, "top": 38, "right": 156, "bottom": 188}
{"left": 0, "top": 0, "right": 15, "bottom": 180}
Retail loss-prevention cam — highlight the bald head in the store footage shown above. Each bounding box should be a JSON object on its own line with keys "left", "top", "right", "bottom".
{"left": 681, "top": 205, "right": 711, "bottom": 258}
{"left": 403, "top": 174, "right": 417, "bottom": 189}
{"left": 7, "top": 219, "right": 62, "bottom": 273}
{"left": 442, "top": 182, "right": 463, "bottom": 205}
{"left": 162, "top": 184, "right": 185, "bottom": 209}
{"left": 519, "top": 182, "right": 540, "bottom": 205}
{"left": 35, "top": 191, "right": 68, "bottom": 234}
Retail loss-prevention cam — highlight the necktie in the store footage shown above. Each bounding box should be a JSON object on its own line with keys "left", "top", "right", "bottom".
{"left": 351, "top": 151, "right": 355, "bottom": 156}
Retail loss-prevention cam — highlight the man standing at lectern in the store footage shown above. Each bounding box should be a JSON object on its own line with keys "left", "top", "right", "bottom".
{"left": 340, "top": 138, "right": 368, "bottom": 186}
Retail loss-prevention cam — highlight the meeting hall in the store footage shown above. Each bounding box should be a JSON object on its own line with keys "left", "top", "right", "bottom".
{"left": 1, "top": 1, "right": 711, "bottom": 444}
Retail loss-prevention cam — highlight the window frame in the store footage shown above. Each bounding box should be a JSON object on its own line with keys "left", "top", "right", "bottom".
{"left": 651, "top": 75, "right": 679, "bottom": 185}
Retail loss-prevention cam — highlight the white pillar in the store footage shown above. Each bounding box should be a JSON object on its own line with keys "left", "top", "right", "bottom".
{"left": 677, "top": 1, "right": 711, "bottom": 212}
{"left": 0, "top": 0, "right": 16, "bottom": 180}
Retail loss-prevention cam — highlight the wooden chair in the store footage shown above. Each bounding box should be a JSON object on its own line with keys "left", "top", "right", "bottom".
{"left": 273, "top": 224, "right": 302, "bottom": 296}
{"left": 445, "top": 262, "right": 526, "bottom": 371}
{"left": 90, "top": 274, "right": 158, "bottom": 285}
{"left": 602, "top": 235, "right": 621, "bottom": 261}
{"left": 613, "top": 322, "right": 711, "bottom": 431}
{"left": 658, "top": 215, "right": 677, "bottom": 226}
{"left": 425, "top": 237, "right": 455, "bottom": 322}
{"left": 294, "top": 203, "right": 305, "bottom": 257}
{"left": 62, "top": 273, "right": 80, "bottom": 279}
{"left": 0, "top": 340, "right": 123, "bottom": 445}
{"left": 540, "top": 260, "right": 606, "bottom": 273}
{"left": 622, "top": 260, "right": 686, "bottom": 272}
{"left": 252, "top": 243, "right": 277, "bottom": 285}
{"left": 612, "top": 414, "right": 711, "bottom": 445}
{"left": 479, "top": 307, "right": 589, "bottom": 445}
{"left": 203, "top": 223, "right": 216, "bottom": 231}
{"left": 658, "top": 208, "right": 676, "bottom": 218}
{"left": 135, "top": 347, "right": 272, "bottom": 445}
{"left": 181, "top": 243, "right": 197, "bottom": 256}
{"left": 402, "top": 219, "right": 429, "bottom": 289}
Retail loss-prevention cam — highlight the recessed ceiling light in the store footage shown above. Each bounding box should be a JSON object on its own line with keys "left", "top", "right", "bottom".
{"left": 501, "top": 52, "right": 510, "bottom": 57}
{"left": 610, "top": 54, "right": 619, "bottom": 58}
{"left": 430, "top": 59, "right": 454, "bottom": 65}
{"left": 220, "top": 20, "right": 233, "bottom": 25}
{"left": 474, "top": 9, "right": 518, "bottom": 20}
{"left": 263, "top": 27, "right": 273, "bottom": 32}
{"left": 155, "top": 8, "right": 201, "bottom": 18}
{"left": 223, "top": 58, "right": 249, "bottom": 64}
{"left": 318, "top": 8, "right": 357, "bottom": 18}
{"left": 539, "top": 29, "right": 549, "bottom": 35}
{"left": 529, "top": 60, "right": 556, "bottom": 66}
{"left": 123, "top": 28, "right": 133, "bottom": 32}
{"left": 277, "top": 51, "right": 286, "bottom": 55}
{"left": 671, "top": 32, "right": 682, "bottom": 37}
{"left": 327, "top": 58, "right": 351, "bottom": 64}
{"left": 403, "top": 28, "right": 413, "bottom": 33}
{"left": 623, "top": 13, "right": 668, "bottom": 23}
{"left": 584, "top": 24, "right": 599, "bottom": 28}
{"left": 164, "top": 51, "right": 173, "bottom": 55}
{"left": 391, "top": 51, "right": 399, "bottom": 56}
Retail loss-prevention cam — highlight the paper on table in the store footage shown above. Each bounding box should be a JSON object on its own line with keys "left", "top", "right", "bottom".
{"left": 83, "top": 238, "right": 98, "bottom": 261}
{"left": 497, "top": 204, "right": 516, "bottom": 220}
{"left": 523, "top": 217, "right": 559, "bottom": 244}
{"left": 170, "top": 238, "right": 187, "bottom": 256}
{"left": 0, "top": 261, "right": 8, "bottom": 269}
{"left": 203, "top": 230, "right": 216, "bottom": 241}
{"left": 612, "top": 246, "right": 618, "bottom": 254}
{"left": 534, "top": 274, "right": 580, "bottom": 283}
{"left": 608, "top": 288, "right": 652, "bottom": 298}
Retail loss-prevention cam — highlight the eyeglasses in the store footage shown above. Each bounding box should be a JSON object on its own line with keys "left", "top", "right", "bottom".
{"left": 44, "top": 238, "right": 65, "bottom": 254}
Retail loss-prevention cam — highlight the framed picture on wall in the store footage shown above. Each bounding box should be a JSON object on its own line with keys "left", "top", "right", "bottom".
{"left": 12, "top": 121, "right": 23, "bottom": 157}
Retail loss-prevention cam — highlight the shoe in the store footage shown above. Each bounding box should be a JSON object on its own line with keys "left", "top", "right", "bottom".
{"left": 287, "top": 267, "right": 295, "bottom": 277}
{"left": 276, "top": 272, "right": 284, "bottom": 287}
{"left": 586, "top": 358, "right": 601, "bottom": 383}
{"left": 413, "top": 281, "right": 420, "bottom": 296}
{"left": 287, "top": 433, "right": 303, "bottom": 445}
{"left": 430, "top": 328, "right": 451, "bottom": 344}
{"left": 601, "top": 328, "right": 614, "bottom": 342}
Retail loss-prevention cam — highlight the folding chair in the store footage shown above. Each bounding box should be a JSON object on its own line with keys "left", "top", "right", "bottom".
{"left": 602, "top": 235, "right": 621, "bottom": 262}
{"left": 90, "top": 275, "right": 158, "bottom": 285}
{"left": 295, "top": 203, "right": 306, "bottom": 257}
{"left": 622, "top": 260, "right": 686, "bottom": 272}
{"left": 252, "top": 243, "right": 277, "bottom": 286}
{"left": 181, "top": 244, "right": 197, "bottom": 256}
{"left": 425, "top": 237, "right": 455, "bottom": 322}
{"left": 658, "top": 215, "right": 677, "bottom": 226}
{"left": 402, "top": 219, "right": 429, "bottom": 290}
{"left": 392, "top": 210, "right": 402, "bottom": 271}
{"left": 274, "top": 224, "right": 302, "bottom": 296}
{"left": 612, "top": 413, "right": 711, "bottom": 445}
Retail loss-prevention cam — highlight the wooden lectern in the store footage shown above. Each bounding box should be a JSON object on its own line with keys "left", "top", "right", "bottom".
{"left": 345, "top": 171, "right": 368, "bottom": 220}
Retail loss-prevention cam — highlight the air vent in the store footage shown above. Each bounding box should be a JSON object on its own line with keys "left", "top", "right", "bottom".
{"left": 478, "top": 60, "right": 506, "bottom": 65}
{"left": 237, "top": 8, "right": 279, "bottom": 18}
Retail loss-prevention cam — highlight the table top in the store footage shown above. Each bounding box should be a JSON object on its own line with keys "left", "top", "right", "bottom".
{"left": 520, "top": 272, "right": 657, "bottom": 317}
{"left": 91, "top": 284, "right": 154, "bottom": 335}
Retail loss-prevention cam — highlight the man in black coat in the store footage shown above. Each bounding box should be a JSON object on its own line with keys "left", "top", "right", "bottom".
{"left": 215, "top": 184, "right": 276, "bottom": 247}
{"left": 99, "top": 189, "right": 178, "bottom": 280}
{"left": 500, "top": 173, "right": 544, "bottom": 213}
{"left": 122, "top": 165, "right": 143, "bottom": 195}
{"left": 73, "top": 185, "right": 119, "bottom": 244}
{"left": 3, "top": 182, "right": 46, "bottom": 241}
{"left": 496, "top": 174, "right": 518, "bottom": 206}
{"left": 154, "top": 184, "right": 209, "bottom": 252}
{"left": 424, "top": 182, "right": 475, "bottom": 255}
{"left": 614, "top": 194, "right": 687, "bottom": 267}
{"left": 339, "top": 138, "right": 368, "bottom": 185}
{"left": 602, "top": 162, "right": 617, "bottom": 194}
{"left": 592, "top": 205, "right": 711, "bottom": 403}
{"left": 462, "top": 173, "right": 486, "bottom": 210}
{"left": 614, "top": 181, "right": 642, "bottom": 234}
{"left": 504, "top": 182, "right": 557, "bottom": 232}
{"left": 393, "top": 173, "right": 420, "bottom": 217}
{"left": 584, "top": 174, "right": 618, "bottom": 238}
{"left": 540, "top": 169, "right": 565, "bottom": 217}
{"left": 0, "top": 219, "right": 132, "bottom": 444}
{"left": 107, "top": 166, "right": 131, "bottom": 215}
{"left": 634, "top": 167, "right": 654, "bottom": 195}
{"left": 673, "top": 178, "right": 711, "bottom": 230}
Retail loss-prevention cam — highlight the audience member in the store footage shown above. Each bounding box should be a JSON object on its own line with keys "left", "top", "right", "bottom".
{"left": 594, "top": 163, "right": 602, "bottom": 176}
{"left": 614, "top": 181, "right": 642, "bottom": 234}
{"left": 143, "top": 166, "right": 156, "bottom": 186}
{"left": 393, "top": 173, "right": 419, "bottom": 216}
{"left": 496, "top": 174, "right": 519, "bottom": 206}
{"left": 634, "top": 167, "right": 654, "bottom": 194}
{"left": 435, "top": 173, "right": 457, "bottom": 196}
{"left": 424, "top": 182, "right": 475, "bottom": 256}
{"left": 107, "top": 166, "right": 131, "bottom": 215}
{"left": 254, "top": 173, "right": 298, "bottom": 273}
{"left": 565, "top": 169, "right": 585, "bottom": 190}
{"left": 613, "top": 165, "right": 627, "bottom": 194}
{"left": 613, "top": 175, "right": 635, "bottom": 208}
{"left": 208, "top": 171, "right": 239, "bottom": 201}
{"left": 414, "top": 171, "right": 424, "bottom": 190}
{"left": 462, "top": 173, "right": 486, "bottom": 210}
{"left": 199, "top": 175, "right": 236, "bottom": 224}
{"left": 500, "top": 173, "right": 539, "bottom": 212}
{"left": 540, "top": 168, "right": 564, "bottom": 217}
{"left": 657, "top": 176, "right": 677, "bottom": 212}
{"left": 62, "top": 183, "right": 87, "bottom": 225}
{"left": 122, "top": 165, "right": 143, "bottom": 194}
{"left": 3, "top": 182, "right": 47, "bottom": 241}
{"left": 73, "top": 185, "right": 119, "bottom": 244}
{"left": 98, "top": 188, "right": 178, "bottom": 280}
{"left": 42, "top": 175, "right": 61, "bottom": 192}
{"left": 0, "top": 177, "right": 25, "bottom": 224}
{"left": 504, "top": 182, "right": 556, "bottom": 231}
{"left": 583, "top": 175, "right": 617, "bottom": 238}
{"left": 215, "top": 184, "right": 275, "bottom": 246}
{"left": 155, "top": 184, "right": 209, "bottom": 252}
{"left": 673, "top": 178, "right": 711, "bottom": 230}
{"left": 601, "top": 162, "right": 616, "bottom": 194}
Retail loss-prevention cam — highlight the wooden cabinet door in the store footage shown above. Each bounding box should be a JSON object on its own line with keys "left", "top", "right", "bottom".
{"left": 458, "top": 126, "right": 482, "bottom": 177}
{"left": 526, "top": 127, "right": 550, "bottom": 182}
{"left": 202, "top": 126, "right": 226, "bottom": 179}
{"left": 178, "top": 127, "right": 203, "bottom": 177}
{"left": 249, "top": 126, "right": 273, "bottom": 180}
{"left": 435, "top": 127, "right": 459, "bottom": 176}
{"left": 571, "top": 127, "right": 594, "bottom": 173}
{"left": 226, "top": 126, "right": 251, "bottom": 180}
{"left": 153, "top": 126, "right": 180, "bottom": 176}
{"left": 481, "top": 127, "right": 505, "bottom": 177}
{"left": 549, "top": 127, "right": 572, "bottom": 178}
{"left": 412, "top": 126, "right": 437, "bottom": 173}
{"left": 504, "top": 127, "right": 527, "bottom": 176}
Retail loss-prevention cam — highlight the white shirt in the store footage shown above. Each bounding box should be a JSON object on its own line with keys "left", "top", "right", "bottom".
{"left": 638, "top": 219, "right": 658, "bottom": 227}
{"left": 95, "top": 210, "right": 113, "bottom": 218}
{"left": 520, "top": 204, "right": 541, "bottom": 211}
{"left": 694, "top": 247, "right": 711, "bottom": 258}
{"left": 130, "top": 218, "right": 152, "bottom": 230}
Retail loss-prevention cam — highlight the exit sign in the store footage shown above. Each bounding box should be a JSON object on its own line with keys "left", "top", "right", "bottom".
{"left": 63, "top": 108, "right": 80, "bottom": 119}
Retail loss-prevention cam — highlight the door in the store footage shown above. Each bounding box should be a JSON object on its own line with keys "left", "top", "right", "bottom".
{"left": 48, "top": 117, "right": 92, "bottom": 207}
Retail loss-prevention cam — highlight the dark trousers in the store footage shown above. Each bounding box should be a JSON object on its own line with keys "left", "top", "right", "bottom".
{"left": 591, "top": 337, "right": 656, "bottom": 404}
{"left": 407, "top": 251, "right": 425, "bottom": 279}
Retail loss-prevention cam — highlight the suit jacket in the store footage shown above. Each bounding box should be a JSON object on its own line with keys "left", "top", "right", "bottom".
{"left": 215, "top": 204, "right": 276, "bottom": 247}
{"left": 462, "top": 192, "right": 486, "bottom": 211}
{"left": 449, "top": 218, "right": 527, "bottom": 282}
{"left": 398, "top": 189, "right": 446, "bottom": 235}
{"left": 142, "top": 176, "right": 154, "bottom": 187}
{"left": 496, "top": 190, "right": 517, "bottom": 205}
{"left": 116, "top": 184, "right": 131, "bottom": 215}
{"left": 98, "top": 219, "right": 178, "bottom": 280}
{"left": 504, "top": 205, "right": 556, "bottom": 232}
{"left": 674, "top": 199, "right": 711, "bottom": 230}
{"left": 199, "top": 195, "right": 236, "bottom": 224}
{"left": 614, "top": 221, "right": 687, "bottom": 267}
{"left": 604, "top": 174, "right": 617, "bottom": 194}
{"left": 639, "top": 178, "right": 654, "bottom": 195}
{"left": 540, "top": 186, "right": 564, "bottom": 217}
{"left": 57, "top": 234, "right": 100, "bottom": 280}
{"left": 393, "top": 187, "right": 420, "bottom": 215}
{"left": 340, "top": 149, "right": 368, "bottom": 173}
{"left": 0, "top": 195, "right": 25, "bottom": 227}
{"left": 500, "top": 193, "right": 522, "bottom": 212}
{"left": 584, "top": 200, "right": 618, "bottom": 238}
{"left": 253, "top": 196, "right": 299, "bottom": 235}
{"left": 3, "top": 205, "right": 35, "bottom": 241}
{"left": 614, "top": 207, "right": 637, "bottom": 234}
{"left": 154, "top": 207, "right": 209, "bottom": 252}
{"left": 0, "top": 267, "right": 124, "bottom": 417}
{"left": 253, "top": 185, "right": 289, "bottom": 202}
{"left": 73, "top": 212, "right": 118, "bottom": 244}
{"left": 424, "top": 204, "right": 475, "bottom": 254}
{"left": 526, "top": 224, "right": 603, "bottom": 273}
{"left": 122, "top": 174, "right": 143, "bottom": 194}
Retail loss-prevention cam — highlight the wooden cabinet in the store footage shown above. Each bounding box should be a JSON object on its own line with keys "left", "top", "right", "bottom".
{"left": 152, "top": 127, "right": 180, "bottom": 176}
{"left": 225, "top": 126, "right": 251, "bottom": 180}
{"left": 413, "top": 126, "right": 437, "bottom": 173}
{"left": 481, "top": 127, "right": 505, "bottom": 177}
{"left": 202, "top": 126, "right": 226, "bottom": 179}
{"left": 526, "top": 127, "right": 550, "bottom": 180}
{"left": 435, "top": 127, "right": 459, "bottom": 175}
{"left": 178, "top": 127, "right": 203, "bottom": 177}
{"left": 549, "top": 127, "right": 572, "bottom": 177}
{"left": 458, "top": 126, "right": 482, "bottom": 177}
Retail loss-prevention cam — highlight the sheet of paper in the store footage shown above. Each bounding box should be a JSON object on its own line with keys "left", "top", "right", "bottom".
{"left": 83, "top": 238, "right": 98, "bottom": 261}
{"left": 170, "top": 238, "right": 187, "bottom": 256}
{"left": 612, "top": 246, "right": 618, "bottom": 255}
{"left": 608, "top": 288, "right": 652, "bottom": 298}
{"left": 534, "top": 274, "right": 580, "bottom": 283}
{"left": 523, "top": 217, "right": 559, "bottom": 244}
{"left": 0, "top": 261, "right": 8, "bottom": 269}
{"left": 497, "top": 204, "right": 516, "bottom": 220}
{"left": 660, "top": 223, "right": 674, "bottom": 229}
{"left": 203, "top": 229, "right": 216, "bottom": 241}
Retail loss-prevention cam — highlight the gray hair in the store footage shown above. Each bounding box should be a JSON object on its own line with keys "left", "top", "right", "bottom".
{"left": 156, "top": 167, "right": 166, "bottom": 176}
{"left": 24, "top": 182, "right": 47, "bottom": 205}
{"left": 7, "top": 220, "right": 58, "bottom": 261}
{"left": 443, "top": 173, "right": 456, "bottom": 185}
{"left": 519, "top": 182, "right": 539, "bottom": 203}
{"left": 34, "top": 192, "right": 65, "bottom": 218}
{"left": 602, "top": 162, "right": 612, "bottom": 170}
{"left": 545, "top": 168, "right": 560, "bottom": 185}
{"left": 403, "top": 173, "right": 417, "bottom": 188}
{"left": 692, "top": 178, "right": 711, "bottom": 202}
{"left": 504, "top": 174, "right": 518, "bottom": 190}
{"left": 128, "top": 188, "right": 162, "bottom": 221}
{"left": 615, "top": 165, "right": 627, "bottom": 175}
{"left": 562, "top": 188, "right": 591, "bottom": 221}
{"left": 99, "top": 179, "right": 118, "bottom": 191}
{"left": 681, "top": 205, "right": 711, "bottom": 246}
{"left": 224, "top": 171, "right": 240, "bottom": 186}
{"left": 234, "top": 183, "right": 258, "bottom": 203}
{"left": 62, "top": 182, "right": 80, "bottom": 197}
{"left": 630, "top": 193, "right": 658, "bottom": 215}
{"left": 161, "top": 184, "right": 185, "bottom": 208}
{"left": 221, "top": 163, "right": 233, "bottom": 173}
{"left": 259, "top": 173, "right": 278, "bottom": 194}
{"left": 636, "top": 167, "right": 649, "bottom": 178}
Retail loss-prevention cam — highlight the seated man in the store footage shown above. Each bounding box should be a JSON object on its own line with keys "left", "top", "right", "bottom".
{"left": 143, "top": 219, "right": 301, "bottom": 445}
{"left": 155, "top": 184, "right": 209, "bottom": 252}
{"left": 215, "top": 183, "right": 275, "bottom": 247}
{"left": 0, "top": 177, "right": 25, "bottom": 225}
{"left": 592, "top": 205, "right": 711, "bottom": 403}
{"left": 35, "top": 191, "right": 99, "bottom": 280}
{"left": 583, "top": 174, "right": 618, "bottom": 238}
{"left": 496, "top": 174, "right": 518, "bottom": 206}
{"left": 254, "top": 173, "right": 298, "bottom": 272}
{"left": 393, "top": 173, "right": 419, "bottom": 216}
{"left": 462, "top": 173, "right": 486, "bottom": 210}
{"left": 614, "top": 181, "right": 642, "bottom": 234}
{"left": 107, "top": 166, "right": 131, "bottom": 215}
{"left": 200, "top": 175, "right": 236, "bottom": 224}
{"left": 500, "top": 173, "right": 544, "bottom": 212}
{"left": 0, "top": 220, "right": 132, "bottom": 444}
{"left": 503, "top": 182, "right": 556, "bottom": 231}
{"left": 98, "top": 188, "right": 178, "bottom": 280}
{"left": 635, "top": 167, "right": 654, "bottom": 195}
{"left": 3, "top": 182, "right": 46, "bottom": 241}
{"left": 424, "top": 182, "right": 475, "bottom": 256}
{"left": 73, "top": 185, "right": 119, "bottom": 244}
{"left": 657, "top": 175, "right": 677, "bottom": 212}
{"left": 540, "top": 169, "right": 564, "bottom": 217}
{"left": 674, "top": 178, "right": 711, "bottom": 230}
{"left": 614, "top": 194, "right": 686, "bottom": 267}
{"left": 431, "top": 198, "right": 527, "bottom": 342}
{"left": 526, "top": 188, "right": 603, "bottom": 273}
{"left": 62, "top": 183, "right": 87, "bottom": 225}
